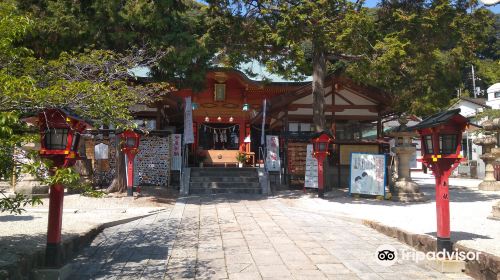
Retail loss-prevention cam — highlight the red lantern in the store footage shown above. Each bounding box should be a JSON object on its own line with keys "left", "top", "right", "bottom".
{"left": 119, "top": 130, "right": 141, "bottom": 196}
{"left": 410, "top": 109, "right": 469, "bottom": 253}
{"left": 38, "top": 109, "right": 88, "bottom": 167}
{"left": 311, "top": 131, "right": 333, "bottom": 198}
{"left": 36, "top": 109, "right": 89, "bottom": 268}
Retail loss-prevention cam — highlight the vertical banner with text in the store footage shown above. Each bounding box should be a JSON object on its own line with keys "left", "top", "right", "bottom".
{"left": 266, "top": 135, "right": 280, "bottom": 171}
{"left": 184, "top": 97, "right": 194, "bottom": 144}
{"left": 171, "top": 134, "right": 182, "bottom": 171}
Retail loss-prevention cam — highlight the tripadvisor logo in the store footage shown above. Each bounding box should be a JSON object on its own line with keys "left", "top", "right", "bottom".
{"left": 375, "top": 244, "right": 481, "bottom": 266}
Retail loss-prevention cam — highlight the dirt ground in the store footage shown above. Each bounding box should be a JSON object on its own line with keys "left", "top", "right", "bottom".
{"left": 0, "top": 185, "right": 178, "bottom": 278}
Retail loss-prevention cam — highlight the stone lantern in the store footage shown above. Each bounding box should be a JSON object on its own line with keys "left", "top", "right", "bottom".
{"left": 486, "top": 117, "right": 500, "bottom": 220}
{"left": 473, "top": 119, "right": 500, "bottom": 191}
{"left": 387, "top": 117, "right": 426, "bottom": 202}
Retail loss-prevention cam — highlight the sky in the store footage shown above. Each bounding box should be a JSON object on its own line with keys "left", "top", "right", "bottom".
{"left": 361, "top": 0, "right": 499, "bottom": 13}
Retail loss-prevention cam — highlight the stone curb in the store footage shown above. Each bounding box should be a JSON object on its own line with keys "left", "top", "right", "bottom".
{"left": 362, "top": 220, "right": 500, "bottom": 280}
{"left": 1, "top": 209, "right": 167, "bottom": 280}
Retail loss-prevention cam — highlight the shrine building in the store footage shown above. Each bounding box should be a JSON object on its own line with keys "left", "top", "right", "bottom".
{"left": 129, "top": 68, "right": 394, "bottom": 189}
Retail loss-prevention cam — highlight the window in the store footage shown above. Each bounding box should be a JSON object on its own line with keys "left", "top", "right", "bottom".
{"left": 440, "top": 134, "right": 457, "bottom": 154}
{"left": 495, "top": 91, "right": 500, "bottom": 98}
{"left": 132, "top": 119, "right": 156, "bottom": 130}
{"left": 214, "top": 84, "right": 226, "bottom": 101}
{"left": 288, "top": 123, "right": 312, "bottom": 132}
{"left": 335, "top": 121, "right": 377, "bottom": 141}
{"left": 44, "top": 128, "right": 68, "bottom": 150}
{"left": 424, "top": 135, "right": 434, "bottom": 154}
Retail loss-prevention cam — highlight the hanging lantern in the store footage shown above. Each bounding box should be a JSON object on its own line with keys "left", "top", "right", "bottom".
{"left": 242, "top": 103, "right": 250, "bottom": 111}
{"left": 217, "top": 116, "right": 222, "bottom": 122}
{"left": 229, "top": 116, "right": 234, "bottom": 122}
{"left": 204, "top": 116, "right": 210, "bottom": 122}
{"left": 192, "top": 102, "right": 199, "bottom": 110}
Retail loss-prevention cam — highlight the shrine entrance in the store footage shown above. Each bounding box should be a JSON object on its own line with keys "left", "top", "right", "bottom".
{"left": 197, "top": 122, "right": 242, "bottom": 166}
{"left": 198, "top": 123, "right": 240, "bottom": 150}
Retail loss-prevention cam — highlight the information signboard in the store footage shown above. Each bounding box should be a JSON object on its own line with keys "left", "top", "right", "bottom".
{"left": 304, "top": 144, "right": 318, "bottom": 189}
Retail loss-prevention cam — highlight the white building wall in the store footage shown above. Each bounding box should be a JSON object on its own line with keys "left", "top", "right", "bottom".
{"left": 486, "top": 83, "right": 500, "bottom": 109}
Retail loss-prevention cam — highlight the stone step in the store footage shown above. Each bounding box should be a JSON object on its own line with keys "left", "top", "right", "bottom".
{"left": 190, "top": 182, "right": 260, "bottom": 189}
{"left": 190, "top": 177, "right": 259, "bottom": 183}
{"left": 191, "top": 172, "right": 257, "bottom": 178}
{"left": 189, "top": 187, "right": 262, "bottom": 195}
{"left": 190, "top": 168, "right": 257, "bottom": 176}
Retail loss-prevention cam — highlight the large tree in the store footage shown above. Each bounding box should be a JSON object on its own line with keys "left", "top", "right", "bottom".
{"left": 346, "top": 0, "right": 498, "bottom": 115}
{"left": 6, "top": 0, "right": 216, "bottom": 193}
{"left": 208, "top": 0, "right": 498, "bottom": 119}
{"left": 0, "top": 1, "right": 172, "bottom": 195}
{"left": 207, "top": 0, "right": 370, "bottom": 132}
{"left": 16, "top": 0, "right": 214, "bottom": 89}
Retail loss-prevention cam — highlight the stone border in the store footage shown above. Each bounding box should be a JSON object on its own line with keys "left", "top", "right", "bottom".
{"left": 1, "top": 210, "right": 166, "bottom": 280}
{"left": 362, "top": 220, "right": 500, "bottom": 280}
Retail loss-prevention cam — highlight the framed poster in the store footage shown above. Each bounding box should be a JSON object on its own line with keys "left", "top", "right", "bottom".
{"left": 349, "top": 153, "right": 386, "bottom": 196}
{"left": 214, "top": 84, "right": 226, "bottom": 101}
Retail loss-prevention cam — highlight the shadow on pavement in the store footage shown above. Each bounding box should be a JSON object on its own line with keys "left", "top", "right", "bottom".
{"left": 0, "top": 215, "right": 38, "bottom": 222}
{"left": 425, "top": 231, "right": 494, "bottom": 241}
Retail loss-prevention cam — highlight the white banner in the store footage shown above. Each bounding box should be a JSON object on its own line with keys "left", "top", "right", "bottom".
{"left": 266, "top": 135, "right": 280, "bottom": 171}
{"left": 304, "top": 144, "right": 318, "bottom": 189}
{"left": 184, "top": 97, "right": 194, "bottom": 144}
{"left": 171, "top": 134, "right": 182, "bottom": 171}
{"left": 350, "top": 153, "right": 386, "bottom": 196}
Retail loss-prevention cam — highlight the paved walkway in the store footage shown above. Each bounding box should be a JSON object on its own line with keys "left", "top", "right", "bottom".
{"left": 67, "top": 195, "right": 470, "bottom": 279}
{"left": 282, "top": 172, "right": 500, "bottom": 257}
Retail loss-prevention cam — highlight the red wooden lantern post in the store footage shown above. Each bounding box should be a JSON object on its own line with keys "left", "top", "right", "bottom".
{"left": 311, "top": 132, "right": 333, "bottom": 198}
{"left": 411, "top": 109, "right": 469, "bottom": 253}
{"left": 119, "top": 130, "right": 141, "bottom": 196}
{"left": 38, "top": 109, "right": 89, "bottom": 267}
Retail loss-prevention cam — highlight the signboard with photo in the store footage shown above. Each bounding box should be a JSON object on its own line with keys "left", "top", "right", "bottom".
{"left": 349, "top": 153, "right": 386, "bottom": 196}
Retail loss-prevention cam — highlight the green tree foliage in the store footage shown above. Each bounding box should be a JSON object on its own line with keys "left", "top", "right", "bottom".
{"left": 208, "top": 0, "right": 497, "bottom": 118}
{"left": 16, "top": 0, "right": 214, "bottom": 89}
{"left": 346, "top": 0, "right": 498, "bottom": 115}
{"left": 0, "top": 192, "right": 42, "bottom": 214}
{"left": 0, "top": 1, "right": 172, "bottom": 200}
{"left": 207, "top": 0, "right": 370, "bottom": 131}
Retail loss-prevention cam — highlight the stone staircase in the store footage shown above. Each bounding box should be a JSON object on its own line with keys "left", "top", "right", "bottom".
{"left": 189, "top": 167, "right": 261, "bottom": 195}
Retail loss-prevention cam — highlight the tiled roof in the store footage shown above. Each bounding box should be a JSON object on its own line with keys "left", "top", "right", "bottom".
{"left": 408, "top": 109, "right": 469, "bottom": 131}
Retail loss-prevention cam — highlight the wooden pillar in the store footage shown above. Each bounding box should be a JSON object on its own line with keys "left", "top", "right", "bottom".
{"left": 245, "top": 124, "right": 251, "bottom": 153}
{"left": 377, "top": 114, "right": 382, "bottom": 139}
{"left": 156, "top": 103, "right": 162, "bottom": 130}
{"left": 239, "top": 120, "right": 245, "bottom": 151}
{"left": 193, "top": 122, "right": 198, "bottom": 152}
{"left": 283, "top": 109, "right": 289, "bottom": 185}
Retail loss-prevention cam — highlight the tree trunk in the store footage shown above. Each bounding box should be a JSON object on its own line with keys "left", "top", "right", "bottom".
{"left": 312, "top": 44, "right": 327, "bottom": 132}
{"left": 106, "top": 135, "right": 126, "bottom": 193}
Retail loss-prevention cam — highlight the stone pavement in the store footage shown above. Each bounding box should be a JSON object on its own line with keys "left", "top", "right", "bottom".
{"left": 66, "top": 195, "right": 471, "bottom": 279}
{"left": 281, "top": 172, "right": 500, "bottom": 258}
